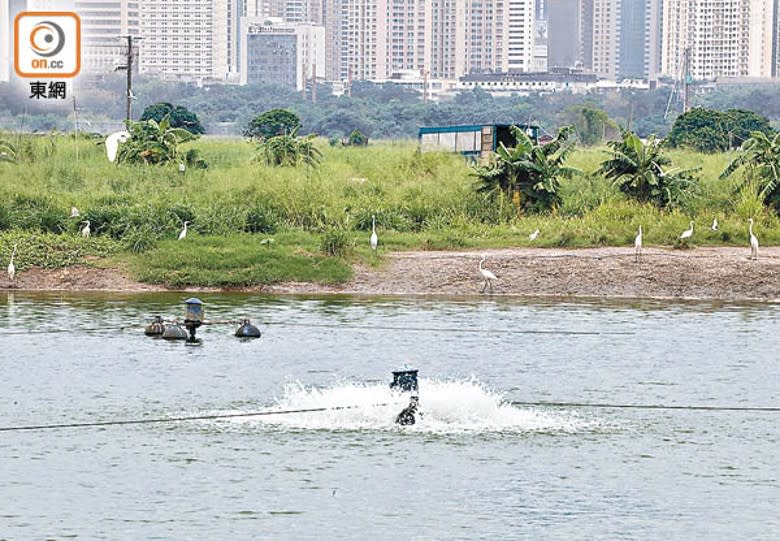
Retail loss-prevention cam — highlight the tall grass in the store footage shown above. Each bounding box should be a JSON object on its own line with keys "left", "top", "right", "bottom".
{"left": 0, "top": 133, "right": 778, "bottom": 286}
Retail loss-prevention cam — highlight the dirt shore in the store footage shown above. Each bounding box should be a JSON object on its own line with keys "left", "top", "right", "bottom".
{"left": 2, "top": 247, "right": 779, "bottom": 301}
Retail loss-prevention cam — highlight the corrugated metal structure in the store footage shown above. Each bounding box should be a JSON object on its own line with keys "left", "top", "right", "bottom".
{"left": 418, "top": 124, "right": 540, "bottom": 159}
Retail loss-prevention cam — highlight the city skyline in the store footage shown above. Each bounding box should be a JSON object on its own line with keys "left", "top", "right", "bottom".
{"left": 2, "top": 0, "right": 780, "bottom": 88}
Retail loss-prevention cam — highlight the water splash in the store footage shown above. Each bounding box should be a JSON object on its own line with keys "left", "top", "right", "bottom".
{"left": 224, "top": 378, "right": 605, "bottom": 434}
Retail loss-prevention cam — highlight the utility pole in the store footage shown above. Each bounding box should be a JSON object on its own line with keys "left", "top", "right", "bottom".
{"left": 73, "top": 93, "right": 79, "bottom": 163}
{"left": 312, "top": 62, "right": 317, "bottom": 103}
{"left": 682, "top": 47, "right": 691, "bottom": 114}
{"left": 301, "top": 61, "right": 307, "bottom": 100}
{"left": 117, "top": 34, "right": 142, "bottom": 122}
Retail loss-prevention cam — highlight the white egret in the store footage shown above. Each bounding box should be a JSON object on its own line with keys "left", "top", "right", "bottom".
{"left": 70, "top": 206, "right": 80, "bottom": 218}
{"left": 370, "top": 215, "right": 378, "bottom": 250}
{"left": 634, "top": 225, "right": 643, "bottom": 262}
{"left": 7, "top": 243, "right": 17, "bottom": 282}
{"left": 81, "top": 220, "right": 91, "bottom": 238}
{"left": 711, "top": 218, "right": 718, "bottom": 231}
{"left": 105, "top": 130, "right": 130, "bottom": 163}
{"left": 478, "top": 255, "right": 498, "bottom": 293}
{"left": 679, "top": 221, "right": 694, "bottom": 241}
{"left": 748, "top": 218, "right": 759, "bottom": 260}
{"left": 528, "top": 229, "right": 540, "bottom": 241}
{"left": 178, "top": 221, "right": 190, "bottom": 241}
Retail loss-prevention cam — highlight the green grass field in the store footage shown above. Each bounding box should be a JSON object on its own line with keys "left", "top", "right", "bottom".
{"left": 0, "top": 134, "right": 777, "bottom": 287}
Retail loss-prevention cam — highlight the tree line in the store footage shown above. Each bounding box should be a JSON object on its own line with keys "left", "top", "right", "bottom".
{"left": 3, "top": 74, "right": 780, "bottom": 140}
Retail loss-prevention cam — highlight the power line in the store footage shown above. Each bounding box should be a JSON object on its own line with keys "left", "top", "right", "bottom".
{"left": 2, "top": 400, "right": 778, "bottom": 433}
{"left": 0, "top": 404, "right": 388, "bottom": 433}
{"left": 509, "top": 401, "right": 780, "bottom": 412}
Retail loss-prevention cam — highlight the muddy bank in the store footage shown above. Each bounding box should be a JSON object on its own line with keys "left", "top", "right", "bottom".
{"left": 2, "top": 247, "right": 779, "bottom": 301}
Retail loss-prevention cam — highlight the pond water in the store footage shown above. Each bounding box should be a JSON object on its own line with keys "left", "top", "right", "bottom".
{"left": 0, "top": 292, "right": 778, "bottom": 540}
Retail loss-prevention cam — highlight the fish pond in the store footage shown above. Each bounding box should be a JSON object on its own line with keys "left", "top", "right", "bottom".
{"left": 0, "top": 292, "right": 778, "bottom": 540}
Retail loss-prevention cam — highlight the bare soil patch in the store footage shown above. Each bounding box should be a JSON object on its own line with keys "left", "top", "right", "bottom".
{"left": 3, "top": 247, "right": 779, "bottom": 301}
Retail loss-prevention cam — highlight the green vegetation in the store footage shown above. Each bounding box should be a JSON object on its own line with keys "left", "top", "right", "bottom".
{"left": 256, "top": 129, "right": 322, "bottom": 167}
{"left": 8, "top": 75, "right": 780, "bottom": 140}
{"left": 666, "top": 108, "right": 773, "bottom": 153}
{"left": 721, "top": 130, "right": 780, "bottom": 212}
{"left": 117, "top": 115, "right": 199, "bottom": 165}
{"left": 598, "top": 131, "right": 699, "bottom": 209}
{"left": 244, "top": 109, "right": 302, "bottom": 139}
{"left": 140, "top": 102, "right": 205, "bottom": 135}
{"left": 474, "top": 126, "right": 577, "bottom": 213}
{"left": 0, "top": 133, "right": 778, "bottom": 288}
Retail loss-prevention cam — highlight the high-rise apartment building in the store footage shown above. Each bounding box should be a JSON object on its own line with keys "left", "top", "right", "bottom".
{"left": 463, "top": 0, "right": 504, "bottom": 74}
{"left": 547, "top": 0, "right": 580, "bottom": 69}
{"left": 139, "top": 0, "right": 233, "bottom": 82}
{"left": 239, "top": 18, "right": 325, "bottom": 89}
{"left": 75, "top": 0, "right": 140, "bottom": 74}
{"left": 662, "top": 0, "right": 778, "bottom": 79}
{"left": 506, "top": 0, "right": 535, "bottom": 71}
{"left": 590, "top": 0, "right": 619, "bottom": 78}
{"left": 0, "top": 0, "right": 10, "bottom": 82}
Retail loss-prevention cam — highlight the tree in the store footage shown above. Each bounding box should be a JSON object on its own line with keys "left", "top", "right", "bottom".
{"left": 473, "top": 125, "right": 577, "bottom": 213}
{"left": 597, "top": 130, "right": 698, "bottom": 209}
{"left": 140, "top": 102, "right": 205, "bottom": 134}
{"left": 116, "top": 114, "right": 199, "bottom": 165}
{"left": 344, "top": 129, "right": 369, "bottom": 147}
{"left": 721, "top": 130, "right": 780, "bottom": 213}
{"left": 244, "top": 109, "right": 301, "bottom": 139}
{"left": 257, "top": 128, "right": 321, "bottom": 167}
{"left": 562, "top": 105, "right": 615, "bottom": 146}
{"left": 666, "top": 108, "right": 772, "bottom": 153}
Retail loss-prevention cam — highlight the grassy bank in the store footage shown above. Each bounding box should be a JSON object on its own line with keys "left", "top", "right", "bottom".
{"left": 0, "top": 134, "right": 777, "bottom": 287}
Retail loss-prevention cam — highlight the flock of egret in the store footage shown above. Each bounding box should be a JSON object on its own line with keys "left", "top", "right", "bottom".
{"left": 0, "top": 211, "right": 768, "bottom": 286}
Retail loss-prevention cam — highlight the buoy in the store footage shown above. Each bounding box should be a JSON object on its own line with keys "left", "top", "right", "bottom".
{"left": 144, "top": 316, "right": 166, "bottom": 336}
{"left": 161, "top": 323, "right": 188, "bottom": 340}
{"left": 235, "top": 319, "right": 262, "bottom": 338}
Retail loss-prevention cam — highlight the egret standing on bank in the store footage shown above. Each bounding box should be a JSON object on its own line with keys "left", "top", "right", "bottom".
{"left": 634, "top": 225, "right": 643, "bottom": 262}
{"left": 70, "top": 207, "right": 80, "bottom": 218}
{"left": 748, "top": 218, "right": 759, "bottom": 260}
{"left": 81, "top": 220, "right": 91, "bottom": 238}
{"left": 529, "top": 229, "right": 540, "bottom": 241}
{"left": 478, "top": 255, "right": 498, "bottom": 293}
{"left": 178, "top": 221, "right": 190, "bottom": 241}
{"left": 679, "top": 221, "right": 694, "bottom": 242}
{"left": 370, "top": 215, "right": 378, "bottom": 251}
{"left": 7, "top": 243, "right": 17, "bottom": 282}
{"left": 711, "top": 218, "right": 718, "bottom": 231}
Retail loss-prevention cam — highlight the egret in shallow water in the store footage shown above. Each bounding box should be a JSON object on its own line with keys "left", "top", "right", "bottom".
{"left": 679, "top": 221, "right": 694, "bottom": 241}
{"left": 478, "top": 255, "right": 498, "bottom": 293}
{"left": 81, "top": 220, "right": 91, "bottom": 238}
{"left": 634, "top": 225, "right": 643, "bottom": 262}
{"left": 711, "top": 218, "right": 718, "bottom": 231}
{"left": 749, "top": 218, "right": 759, "bottom": 260}
{"left": 528, "top": 229, "right": 540, "bottom": 241}
{"left": 370, "top": 215, "right": 378, "bottom": 251}
{"left": 178, "top": 221, "right": 190, "bottom": 241}
{"left": 7, "top": 243, "right": 17, "bottom": 282}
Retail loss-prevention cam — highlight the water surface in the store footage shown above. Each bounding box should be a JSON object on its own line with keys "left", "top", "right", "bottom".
{"left": 1, "top": 292, "right": 777, "bottom": 539}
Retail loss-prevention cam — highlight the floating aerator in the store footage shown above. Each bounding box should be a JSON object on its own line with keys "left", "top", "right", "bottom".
{"left": 235, "top": 319, "right": 261, "bottom": 338}
{"left": 144, "top": 316, "right": 165, "bottom": 336}
{"left": 161, "top": 323, "right": 188, "bottom": 340}
{"left": 390, "top": 369, "right": 419, "bottom": 393}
